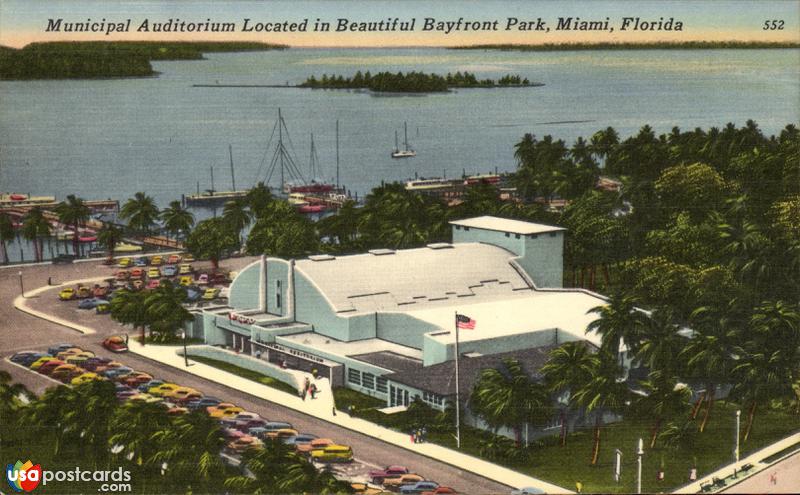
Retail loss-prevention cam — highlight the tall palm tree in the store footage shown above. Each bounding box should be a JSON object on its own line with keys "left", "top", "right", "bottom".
{"left": 470, "top": 358, "right": 550, "bottom": 446}
{"left": 634, "top": 376, "right": 692, "bottom": 447}
{"left": 110, "top": 288, "right": 150, "bottom": 345}
{"left": 120, "top": 192, "right": 159, "bottom": 238}
{"left": 144, "top": 280, "right": 192, "bottom": 341}
{"left": 0, "top": 212, "right": 14, "bottom": 264}
{"left": 21, "top": 385, "right": 77, "bottom": 457}
{"left": 571, "top": 354, "right": 630, "bottom": 465}
{"left": 586, "top": 293, "right": 645, "bottom": 362}
{"left": 635, "top": 309, "right": 685, "bottom": 381}
{"left": 68, "top": 380, "right": 117, "bottom": 468}
{"left": 222, "top": 197, "right": 252, "bottom": 247}
{"left": 731, "top": 349, "right": 787, "bottom": 441}
{"left": 246, "top": 181, "right": 274, "bottom": 218}
{"left": 21, "top": 207, "right": 50, "bottom": 262}
{"left": 160, "top": 200, "right": 194, "bottom": 240}
{"left": 541, "top": 342, "right": 599, "bottom": 445}
{"left": 55, "top": 194, "right": 90, "bottom": 257}
{"left": 97, "top": 223, "right": 124, "bottom": 264}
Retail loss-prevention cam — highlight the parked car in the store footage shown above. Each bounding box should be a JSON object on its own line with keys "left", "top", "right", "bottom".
{"left": 202, "top": 288, "right": 220, "bottom": 301}
{"left": 167, "top": 254, "right": 182, "bottom": 264}
{"left": 122, "top": 372, "right": 153, "bottom": 388}
{"left": 207, "top": 403, "right": 242, "bottom": 418}
{"left": 78, "top": 298, "right": 109, "bottom": 310}
{"left": 133, "top": 257, "right": 149, "bottom": 267}
{"left": 283, "top": 433, "right": 318, "bottom": 446}
{"left": 29, "top": 356, "right": 59, "bottom": 370}
{"left": 186, "top": 287, "right": 203, "bottom": 302}
{"left": 118, "top": 257, "right": 132, "bottom": 268}
{"left": 421, "top": 487, "right": 456, "bottom": 495}
{"left": 94, "top": 361, "right": 124, "bottom": 374}
{"left": 167, "top": 406, "right": 188, "bottom": 416}
{"left": 138, "top": 379, "right": 165, "bottom": 393}
{"left": 227, "top": 436, "right": 264, "bottom": 454}
{"left": 196, "top": 273, "right": 209, "bottom": 285}
{"left": 103, "top": 336, "right": 128, "bottom": 353}
{"left": 147, "top": 267, "right": 161, "bottom": 279}
{"left": 47, "top": 343, "right": 75, "bottom": 356}
{"left": 220, "top": 412, "right": 261, "bottom": 430}
{"left": 130, "top": 268, "right": 144, "bottom": 280}
{"left": 310, "top": 444, "right": 353, "bottom": 463}
{"left": 178, "top": 264, "right": 193, "bottom": 275}
{"left": 38, "top": 360, "right": 67, "bottom": 375}
{"left": 115, "top": 270, "right": 131, "bottom": 281}
{"left": 96, "top": 302, "right": 111, "bottom": 314}
{"left": 509, "top": 488, "right": 545, "bottom": 495}
{"left": 231, "top": 418, "right": 268, "bottom": 433}
{"left": 162, "top": 265, "right": 178, "bottom": 277}
{"left": 182, "top": 253, "right": 195, "bottom": 263}
{"left": 383, "top": 475, "right": 425, "bottom": 491}
{"left": 92, "top": 285, "right": 109, "bottom": 298}
{"left": 56, "top": 348, "right": 84, "bottom": 360}
{"left": 400, "top": 482, "right": 440, "bottom": 495}
{"left": 128, "top": 393, "right": 163, "bottom": 404}
{"left": 297, "top": 438, "right": 335, "bottom": 454}
{"left": 222, "top": 428, "right": 246, "bottom": 441}
{"left": 130, "top": 280, "right": 144, "bottom": 291}
{"left": 267, "top": 428, "right": 299, "bottom": 441}
{"left": 75, "top": 285, "right": 92, "bottom": 299}
{"left": 150, "top": 255, "right": 163, "bottom": 266}
{"left": 65, "top": 351, "right": 96, "bottom": 365}
{"left": 178, "top": 276, "right": 193, "bottom": 286}
{"left": 103, "top": 366, "right": 134, "bottom": 380}
{"left": 116, "top": 389, "right": 140, "bottom": 401}
{"left": 146, "top": 279, "right": 161, "bottom": 289}
{"left": 148, "top": 383, "right": 180, "bottom": 397}
{"left": 59, "top": 287, "right": 76, "bottom": 300}
{"left": 174, "top": 391, "right": 204, "bottom": 405}
{"left": 370, "top": 466, "right": 410, "bottom": 485}
{"left": 52, "top": 253, "right": 76, "bottom": 264}
{"left": 83, "top": 357, "right": 113, "bottom": 372}
{"left": 11, "top": 351, "right": 49, "bottom": 367}
{"left": 186, "top": 397, "right": 221, "bottom": 411}
{"left": 163, "top": 386, "right": 201, "bottom": 401}
{"left": 51, "top": 364, "right": 83, "bottom": 382}
{"left": 71, "top": 372, "right": 103, "bottom": 385}
{"left": 211, "top": 272, "right": 229, "bottom": 285}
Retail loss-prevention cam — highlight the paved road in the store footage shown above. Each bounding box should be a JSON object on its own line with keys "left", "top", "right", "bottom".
{"left": 1, "top": 259, "right": 512, "bottom": 494}
{"left": 722, "top": 452, "right": 800, "bottom": 493}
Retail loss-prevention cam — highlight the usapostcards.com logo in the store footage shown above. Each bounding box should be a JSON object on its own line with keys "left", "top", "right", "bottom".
{"left": 6, "top": 460, "right": 132, "bottom": 493}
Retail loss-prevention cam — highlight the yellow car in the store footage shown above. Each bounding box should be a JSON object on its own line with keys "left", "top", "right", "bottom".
{"left": 209, "top": 405, "right": 244, "bottom": 419}
{"left": 147, "top": 267, "right": 161, "bottom": 278}
{"left": 56, "top": 348, "right": 84, "bottom": 360}
{"left": 65, "top": 351, "right": 95, "bottom": 365}
{"left": 129, "top": 393, "right": 163, "bottom": 404}
{"left": 71, "top": 372, "right": 103, "bottom": 385}
{"left": 310, "top": 444, "right": 354, "bottom": 463}
{"left": 30, "top": 356, "right": 59, "bottom": 370}
{"left": 118, "top": 257, "right": 132, "bottom": 268}
{"left": 163, "top": 386, "right": 200, "bottom": 400}
{"left": 148, "top": 383, "right": 180, "bottom": 397}
{"left": 178, "top": 275, "right": 193, "bottom": 286}
{"left": 150, "top": 255, "right": 163, "bottom": 266}
{"left": 182, "top": 253, "right": 195, "bottom": 263}
{"left": 178, "top": 264, "right": 193, "bottom": 275}
{"left": 202, "top": 288, "right": 220, "bottom": 301}
{"left": 59, "top": 287, "right": 76, "bottom": 300}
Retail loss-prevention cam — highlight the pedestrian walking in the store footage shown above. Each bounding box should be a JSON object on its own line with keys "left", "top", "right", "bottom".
{"left": 124, "top": 333, "right": 129, "bottom": 345}
{"left": 769, "top": 471, "right": 777, "bottom": 485}
{"left": 689, "top": 467, "right": 697, "bottom": 482}
{"left": 310, "top": 383, "right": 317, "bottom": 399}
{"left": 421, "top": 426, "right": 427, "bottom": 442}
{"left": 332, "top": 406, "right": 337, "bottom": 416}
{"left": 575, "top": 481, "right": 583, "bottom": 494}
{"left": 348, "top": 405, "right": 355, "bottom": 416}
{"left": 301, "top": 388, "right": 307, "bottom": 401}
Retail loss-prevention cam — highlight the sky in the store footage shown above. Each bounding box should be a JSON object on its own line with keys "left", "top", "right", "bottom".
{"left": 1, "top": 0, "right": 798, "bottom": 48}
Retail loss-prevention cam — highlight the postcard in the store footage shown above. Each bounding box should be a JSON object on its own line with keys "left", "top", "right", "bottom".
{"left": 0, "top": 1, "right": 798, "bottom": 494}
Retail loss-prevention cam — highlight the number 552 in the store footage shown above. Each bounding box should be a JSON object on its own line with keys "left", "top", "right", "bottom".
{"left": 763, "top": 20, "right": 784, "bottom": 30}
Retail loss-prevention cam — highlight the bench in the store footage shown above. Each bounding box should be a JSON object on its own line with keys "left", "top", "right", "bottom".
{"left": 700, "top": 481, "right": 714, "bottom": 492}
{"left": 741, "top": 463, "right": 754, "bottom": 472}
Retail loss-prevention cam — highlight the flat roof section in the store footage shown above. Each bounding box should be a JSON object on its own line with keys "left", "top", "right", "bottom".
{"left": 450, "top": 215, "right": 566, "bottom": 235}
{"left": 277, "top": 331, "right": 423, "bottom": 367}
{"left": 352, "top": 351, "right": 424, "bottom": 374}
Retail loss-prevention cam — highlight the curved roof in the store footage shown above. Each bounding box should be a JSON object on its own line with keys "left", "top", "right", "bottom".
{"left": 294, "top": 242, "right": 531, "bottom": 314}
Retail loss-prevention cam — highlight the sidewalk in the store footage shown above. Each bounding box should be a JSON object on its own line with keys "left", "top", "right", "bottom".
{"left": 674, "top": 431, "right": 800, "bottom": 493}
{"left": 127, "top": 340, "right": 569, "bottom": 494}
{"left": 14, "top": 276, "right": 109, "bottom": 335}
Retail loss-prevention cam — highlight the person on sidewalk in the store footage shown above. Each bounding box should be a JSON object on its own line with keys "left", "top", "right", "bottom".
{"left": 332, "top": 406, "right": 337, "bottom": 416}
{"left": 310, "top": 383, "right": 317, "bottom": 399}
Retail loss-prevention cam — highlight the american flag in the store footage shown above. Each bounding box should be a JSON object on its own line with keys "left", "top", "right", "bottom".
{"left": 456, "top": 314, "right": 476, "bottom": 330}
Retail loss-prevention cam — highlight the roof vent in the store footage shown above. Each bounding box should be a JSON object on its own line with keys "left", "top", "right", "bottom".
{"left": 368, "top": 248, "right": 396, "bottom": 256}
{"left": 309, "top": 254, "right": 335, "bottom": 262}
{"left": 427, "top": 242, "right": 453, "bottom": 250}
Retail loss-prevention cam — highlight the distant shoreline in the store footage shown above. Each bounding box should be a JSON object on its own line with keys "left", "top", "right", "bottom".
{"left": 450, "top": 41, "right": 800, "bottom": 51}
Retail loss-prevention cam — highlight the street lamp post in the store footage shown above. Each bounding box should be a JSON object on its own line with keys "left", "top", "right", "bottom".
{"left": 735, "top": 409, "right": 741, "bottom": 463}
{"left": 181, "top": 331, "right": 189, "bottom": 367}
{"left": 636, "top": 438, "right": 644, "bottom": 494}
{"left": 18, "top": 271, "right": 25, "bottom": 298}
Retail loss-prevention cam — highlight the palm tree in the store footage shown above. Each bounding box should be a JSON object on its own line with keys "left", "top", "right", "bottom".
{"left": 144, "top": 280, "right": 192, "bottom": 342}
{"left": 97, "top": 223, "right": 124, "bottom": 264}
{"left": 246, "top": 181, "right": 274, "bottom": 218}
{"left": 470, "top": 358, "right": 550, "bottom": 446}
{"left": 541, "top": 342, "right": 599, "bottom": 445}
{"left": 0, "top": 212, "right": 14, "bottom": 264}
{"left": 21, "top": 207, "right": 50, "bottom": 262}
{"left": 635, "top": 309, "right": 685, "bottom": 381}
{"left": 55, "top": 194, "right": 90, "bottom": 257}
{"left": 185, "top": 217, "right": 239, "bottom": 269}
{"left": 571, "top": 354, "right": 630, "bottom": 465}
{"left": 110, "top": 288, "right": 150, "bottom": 345}
{"left": 731, "top": 350, "right": 787, "bottom": 441}
{"left": 160, "top": 200, "right": 194, "bottom": 240}
{"left": 120, "top": 192, "right": 159, "bottom": 238}
{"left": 21, "top": 385, "right": 77, "bottom": 457}
{"left": 0, "top": 371, "right": 31, "bottom": 426}
{"left": 69, "top": 380, "right": 117, "bottom": 468}
{"left": 586, "top": 293, "right": 645, "bottom": 362}
{"left": 634, "top": 376, "right": 692, "bottom": 447}
{"left": 222, "top": 197, "right": 252, "bottom": 246}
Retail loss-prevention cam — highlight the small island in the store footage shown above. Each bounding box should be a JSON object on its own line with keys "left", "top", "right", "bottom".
{"left": 0, "top": 41, "right": 286, "bottom": 80}
{"left": 298, "top": 70, "right": 541, "bottom": 93}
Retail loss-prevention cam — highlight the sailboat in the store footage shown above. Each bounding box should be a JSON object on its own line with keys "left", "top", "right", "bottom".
{"left": 391, "top": 122, "right": 416, "bottom": 158}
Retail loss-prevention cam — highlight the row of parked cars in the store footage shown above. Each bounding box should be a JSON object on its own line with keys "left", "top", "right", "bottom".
{"left": 9, "top": 343, "right": 452, "bottom": 494}
{"left": 118, "top": 253, "right": 189, "bottom": 268}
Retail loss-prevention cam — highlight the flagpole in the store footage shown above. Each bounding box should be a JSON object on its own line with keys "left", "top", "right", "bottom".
{"left": 454, "top": 311, "right": 461, "bottom": 449}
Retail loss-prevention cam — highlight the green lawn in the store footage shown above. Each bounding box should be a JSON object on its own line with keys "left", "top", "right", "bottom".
{"left": 329, "top": 389, "right": 800, "bottom": 493}
{"left": 190, "top": 356, "right": 298, "bottom": 396}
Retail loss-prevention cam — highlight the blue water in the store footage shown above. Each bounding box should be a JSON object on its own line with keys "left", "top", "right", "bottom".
{"left": 0, "top": 47, "right": 798, "bottom": 262}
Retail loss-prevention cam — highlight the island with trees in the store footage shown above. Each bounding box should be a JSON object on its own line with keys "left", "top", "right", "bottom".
{"left": 298, "top": 70, "right": 541, "bottom": 93}
{"left": 451, "top": 41, "right": 800, "bottom": 51}
{"left": 0, "top": 41, "right": 286, "bottom": 80}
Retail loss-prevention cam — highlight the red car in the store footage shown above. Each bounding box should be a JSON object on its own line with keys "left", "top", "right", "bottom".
{"left": 38, "top": 360, "right": 66, "bottom": 376}
{"left": 103, "top": 336, "right": 128, "bottom": 353}
{"left": 369, "top": 466, "right": 409, "bottom": 485}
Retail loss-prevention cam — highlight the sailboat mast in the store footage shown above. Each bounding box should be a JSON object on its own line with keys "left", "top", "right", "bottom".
{"left": 229, "top": 144, "right": 236, "bottom": 192}
{"left": 404, "top": 122, "right": 409, "bottom": 151}
{"left": 309, "top": 133, "right": 316, "bottom": 180}
{"left": 210, "top": 166, "right": 215, "bottom": 194}
{"left": 278, "top": 107, "right": 284, "bottom": 189}
{"left": 395, "top": 130, "right": 399, "bottom": 150}
{"left": 335, "top": 120, "right": 340, "bottom": 189}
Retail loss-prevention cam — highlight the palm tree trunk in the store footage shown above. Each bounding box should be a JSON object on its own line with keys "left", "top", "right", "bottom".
{"left": 211, "top": 256, "right": 219, "bottom": 270}
{"left": 691, "top": 390, "right": 706, "bottom": 419}
{"left": 580, "top": 267, "right": 586, "bottom": 288}
{"left": 591, "top": 414, "right": 601, "bottom": 465}
{"left": 560, "top": 409, "right": 567, "bottom": 446}
{"left": 650, "top": 417, "right": 662, "bottom": 448}
{"left": 744, "top": 401, "right": 757, "bottom": 441}
{"left": 699, "top": 386, "right": 715, "bottom": 433}
{"left": 602, "top": 264, "right": 611, "bottom": 289}
{"left": 73, "top": 221, "right": 80, "bottom": 258}
{"left": 140, "top": 324, "right": 146, "bottom": 346}
{"left": 589, "top": 266, "right": 596, "bottom": 291}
